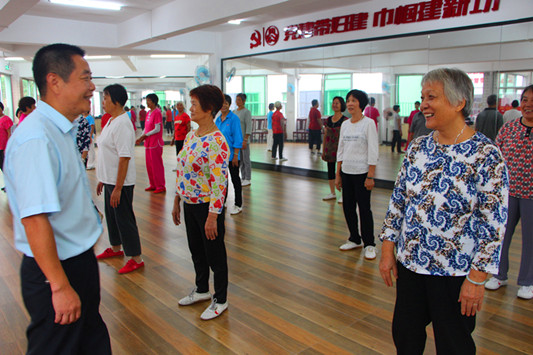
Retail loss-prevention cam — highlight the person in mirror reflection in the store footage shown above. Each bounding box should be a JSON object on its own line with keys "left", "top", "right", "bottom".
{"left": 234, "top": 93, "right": 252, "bottom": 186}
{"left": 406, "top": 101, "right": 420, "bottom": 147}
{"left": 216, "top": 94, "right": 243, "bottom": 215}
{"left": 95, "top": 84, "right": 144, "bottom": 274}
{"left": 391, "top": 105, "right": 403, "bottom": 153}
{"left": 266, "top": 102, "right": 274, "bottom": 151}
{"left": 308, "top": 99, "right": 322, "bottom": 155}
{"left": 502, "top": 99, "right": 521, "bottom": 124}
{"left": 4, "top": 43, "right": 111, "bottom": 354}
{"left": 136, "top": 93, "right": 166, "bottom": 193}
{"left": 172, "top": 84, "right": 230, "bottom": 320}
{"left": 336, "top": 89, "right": 378, "bottom": 260}
{"left": 363, "top": 96, "right": 379, "bottom": 130}
{"left": 271, "top": 101, "right": 287, "bottom": 162}
{"left": 485, "top": 85, "right": 533, "bottom": 300}
{"left": 475, "top": 94, "right": 503, "bottom": 141}
{"left": 379, "top": 68, "right": 509, "bottom": 355}
{"left": 321, "top": 96, "right": 347, "bottom": 201}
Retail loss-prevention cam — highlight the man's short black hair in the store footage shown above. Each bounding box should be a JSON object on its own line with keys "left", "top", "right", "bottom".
{"left": 33, "top": 43, "right": 85, "bottom": 97}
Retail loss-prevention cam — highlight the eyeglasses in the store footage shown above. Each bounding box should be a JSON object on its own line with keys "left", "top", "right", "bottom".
{"left": 526, "top": 126, "right": 532, "bottom": 138}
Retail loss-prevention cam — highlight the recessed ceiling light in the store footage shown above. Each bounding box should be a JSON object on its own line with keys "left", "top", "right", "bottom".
{"left": 105, "top": 75, "right": 124, "bottom": 79}
{"left": 49, "top": 0, "right": 122, "bottom": 11}
{"left": 4, "top": 57, "right": 24, "bottom": 61}
{"left": 85, "top": 55, "right": 112, "bottom": 60}
{"left": 150, "top": 54, "right": 186, "bottom": 59}
{"left": 228, "top": 19, "right": 243, "bottom": 25}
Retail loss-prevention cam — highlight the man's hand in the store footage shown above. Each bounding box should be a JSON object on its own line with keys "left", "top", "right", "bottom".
{"left": 52, "top": 284, "right": 81, "bottom": 324}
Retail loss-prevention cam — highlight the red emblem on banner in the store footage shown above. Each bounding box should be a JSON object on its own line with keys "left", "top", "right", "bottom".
{"left": 265, "top": 26, "right": 280, "bottom": 46}
{"left": 250, "top": 30, "right": 261, "bottom": 49}
{"left": 250, "top": 26, "right": 280, "bottom": 49}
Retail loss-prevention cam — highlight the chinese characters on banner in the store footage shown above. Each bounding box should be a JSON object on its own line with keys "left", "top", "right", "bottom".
{"left": 250, "top": 0, "right": 501, "bottom": 49}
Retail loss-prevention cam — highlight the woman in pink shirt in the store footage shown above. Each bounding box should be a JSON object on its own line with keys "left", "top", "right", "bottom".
{"left": 0, "top": 101, "right": 13, "bottom": 191}
{"left": 136, "top": 94, "right": 166, "bottom": 193}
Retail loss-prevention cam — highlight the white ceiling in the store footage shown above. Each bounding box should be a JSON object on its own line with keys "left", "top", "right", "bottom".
{"left": 0, "top": 0, "right": 530, "bottom": 92}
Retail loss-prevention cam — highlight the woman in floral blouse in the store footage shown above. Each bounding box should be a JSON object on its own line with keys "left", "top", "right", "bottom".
{"left": 172, "top": 84, "right": 230, "bottom": 320}
{"left": 485, "top": 85, "right": 533, "bottom": 299}
{"left": 379, "top": 68, "right": 509, "bottom": 354}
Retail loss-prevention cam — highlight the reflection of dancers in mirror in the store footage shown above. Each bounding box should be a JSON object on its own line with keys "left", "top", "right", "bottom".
{"left": 322, "top": 96, "right": 347, "bottom": 201}
{"left": 271, "top": 101, "right": 287, "bottom": 162}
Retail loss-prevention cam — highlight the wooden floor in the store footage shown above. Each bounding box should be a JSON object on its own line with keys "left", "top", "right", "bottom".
{"left": 1, "top": 145, "right": 532, "bottom": 354}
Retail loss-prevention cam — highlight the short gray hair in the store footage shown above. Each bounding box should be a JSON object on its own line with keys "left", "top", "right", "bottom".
{"left": 421, "top": 68, "right": 473, "bottom": 118}
{"left": 274, "top": 101, "right": 282, "bottom": 109}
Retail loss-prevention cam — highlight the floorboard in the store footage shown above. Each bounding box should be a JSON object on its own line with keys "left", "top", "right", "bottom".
{"left": 0, "top": 145, "right": 529, "bottom": 354}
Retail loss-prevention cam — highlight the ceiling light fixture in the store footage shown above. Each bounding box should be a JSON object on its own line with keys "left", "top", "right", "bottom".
{"left": 228, "top": 19, "right": 243, "bottom": 25}
{"left": 85, "top": 55, "right": 112, "bottom": 60}
{"left": 150, "top": 54, "right": 186, "bottom": 59}
{"left": 4, "top": 57, "right": 24, "bottom": 61}
{"left": 49, "top": 0, "right": 122, "bottom": 11}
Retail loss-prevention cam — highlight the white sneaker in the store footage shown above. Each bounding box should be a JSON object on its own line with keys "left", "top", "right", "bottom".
{"left": 200, "top": 299, "right": 228, "bottom": 320}
{"left": 338, "top": 196, "right": 343, "bottom": 204}
{"left": 322, "top": 193, "right": 336, "bottom": 200}
{"left": 279, "top": 158, "right": 288, "bottom": 162}
{"left": 242, "top": 180, "right": 251, "bottom": 186}
{"left": 484, "top": 277, "right": 508, "bottom": 290}
{"left": 339, "top": 240, "right": 363, "bottom": 250}
{"left": 271, "top": 157, "right": 277, "bottom": 160}
{"left": 517, "top": 286, "right": 533, "bottom": 299}
{"left": 230, "top": 205, "right": 242, "bottom": 215}
{"left": 364, "top": 246, "right": 377, "bottom": 260}
{"left": 178, "top": 288, "right": 211, "bottom": 306}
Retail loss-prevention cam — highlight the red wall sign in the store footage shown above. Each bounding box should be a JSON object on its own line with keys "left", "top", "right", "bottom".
{"left": 250, "top": 0, "right": 501, "bottom": 49}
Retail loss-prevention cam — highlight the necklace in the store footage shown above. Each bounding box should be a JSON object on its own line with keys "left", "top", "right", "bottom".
{"left": 197, "top": 122, "right": 217, "bottom": 137}
{"left": 434, "top": 123, "right": 467, "bottom": 145}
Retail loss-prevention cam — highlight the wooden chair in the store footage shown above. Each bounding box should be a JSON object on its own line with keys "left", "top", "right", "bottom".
{"left": 292, "top": 118, "right": 308, "bottom": 142}
{"left": 251, "top": 118, "right": 267, "bottom": 142}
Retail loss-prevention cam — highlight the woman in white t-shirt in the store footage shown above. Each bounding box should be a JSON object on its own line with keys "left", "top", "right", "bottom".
{"left": 336, "top": 89, "right": 379, "bottom": 260}
{"left": 95, "top": 84, "right": 144, "bottom": 274}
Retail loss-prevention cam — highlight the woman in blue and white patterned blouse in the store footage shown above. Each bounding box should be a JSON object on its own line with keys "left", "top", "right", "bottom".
{"left": 379, "top": 68, "right": 509, "bottom": 355}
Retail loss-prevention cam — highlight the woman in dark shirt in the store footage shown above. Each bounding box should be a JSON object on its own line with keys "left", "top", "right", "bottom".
{"left": 322, "top": 96, "right": 347, "bottom": 201}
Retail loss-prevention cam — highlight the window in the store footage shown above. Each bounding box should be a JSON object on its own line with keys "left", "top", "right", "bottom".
{"left": 243, "top": 76, "right": 266, "bottom": 116}
{"left": 498, "top": 72, "right": 530, "bottom": 106}
{"left": 225, "top": 75, "right": 242, "bottom": 111}
{"left": 22, "top": 78, "right": 38, "bottom": 99}
{"left": 298, "top": 74, "right": 322, "bottom": 118}
{"left": 324, "top": 74, "right": 351, "bottom": 116}
{"left": 353, "top": 73, "right": 383, "bottom": 95}
{"left": 397, "top": 75, "right": 423, "bottom": 116}
{"left": 0, "top": 74, "right": 13, "bottom": 118}
{"left": 267, "top": 75, "right": 287, "bottom": 114}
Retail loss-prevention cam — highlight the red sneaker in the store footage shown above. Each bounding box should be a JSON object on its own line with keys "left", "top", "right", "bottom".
{"left": 119, "top": 259, "right": 144, "bottom": 274}
{"left": 153, "top": 188, "right": 166, "bottom": 194}
{"left": 96, "top": 248, "right": 124, "bottom": 259}
{"left": 145, "top": 186, "right": 156, "bottom": 191}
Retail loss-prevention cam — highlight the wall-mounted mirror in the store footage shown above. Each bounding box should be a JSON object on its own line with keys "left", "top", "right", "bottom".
{"left": 222, "top": 21, "right": 533, "bottom": 183}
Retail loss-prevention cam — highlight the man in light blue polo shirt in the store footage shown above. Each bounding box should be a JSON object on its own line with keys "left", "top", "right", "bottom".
{"left": 4, "top": 43, "right": 111, "bottom": 354}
